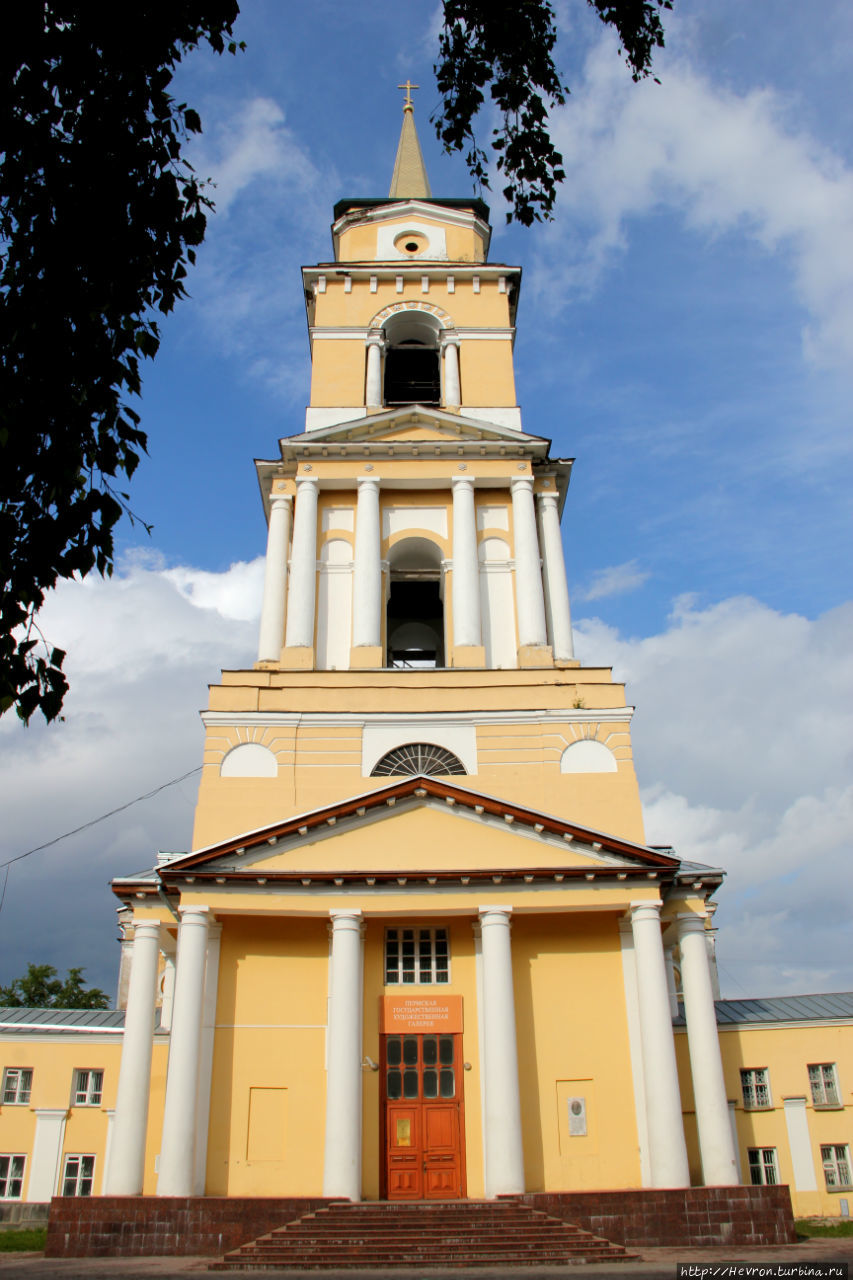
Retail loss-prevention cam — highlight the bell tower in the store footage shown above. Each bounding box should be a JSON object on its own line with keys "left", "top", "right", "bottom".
{"left": 192, "top": 99, "right": 645, "bottom": 847}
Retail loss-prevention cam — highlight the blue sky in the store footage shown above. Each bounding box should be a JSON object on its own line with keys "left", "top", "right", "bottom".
{"left": 1, "top": 0, "right": 851, "bottom": 1000}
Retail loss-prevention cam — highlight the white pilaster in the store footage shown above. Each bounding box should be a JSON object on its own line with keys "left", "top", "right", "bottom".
{"left": 284, "top": 477, "right": 319, "bottom": 650}
{"left": 510, "top": 478, "right": 548, "bottom": 648}
{"left": 365, "top": 336, "right": 384, "bottom": 407}
{"left": 677, "top": 913, "right": 739, "bottom": 1185}
{"left": 157, "top": 906, "right": 210, "bottom": 1196}
{"left": 443, "top": 339, "right": 461, "bottom": 405}
{"left": 352, "top": 478, "right": 382, "bottom": 649}
{"left": 630, "top": 903, "right": 690, "bottom": 1187}
{"left": 783, "top": 1097, "right": 819, "bottom": 1191}
{"left": 105, "top": 919, "right": 161, "bottom": 1194}
{"left": 479, "top": 907, "right": 525, "bottom": 1196}
{"left": 257, "top": 495, "right": 292, "bottom": 662}
{"left": 193, "top": 922, "right": 222, "bottom": 1194}
{"left": 452, "top": 478, "right": 482, "bottom": 648}
{"left": 536, "top": 492, "right": 574, "bottom": 660}
{"left": 28, "top": 1110, "right": 67, "bottom": 1202}
{"left": 322, "top": 910, "right": 364, "bottom": 1201}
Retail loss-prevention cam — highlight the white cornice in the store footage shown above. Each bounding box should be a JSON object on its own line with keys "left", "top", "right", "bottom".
{"left": 308, "top": 327, "right": 515, "bottom": 342}
{"left": 201, "top": 707, "right": 634, "bottom": 730}
{"left": 305, "top": 265, "right": 518, "bottom": 280}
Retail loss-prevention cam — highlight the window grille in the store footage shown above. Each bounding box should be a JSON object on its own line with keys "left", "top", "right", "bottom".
{"left": 61, "top": 1154, "right": 95, "bottom": 1197}
{"left": 747, "top": 1148, "right": 779, "bottom": 1186}
{"left": 1, "top": 1068, "right": 32, "bottom": 1105}
{"left": 385, "top": 928, "right": 450, "bottom": 985}
{"left": 73, "top": 1069, "right": 103, "bottom": 1106}
{"left": 740, "top": 1068, "right": 771, "bottom": 1109}
{"left": 0, "top": 1156, "right": 25, "bottom": 1199}
{"left": 371, "top": 744, "right": 466, "bottom": 777}
{"left": 821, "top": 1144, "right": 852, "bottom": 1190}
{"left": 808, "top": 1063, "right": 840, "bottom": 1107}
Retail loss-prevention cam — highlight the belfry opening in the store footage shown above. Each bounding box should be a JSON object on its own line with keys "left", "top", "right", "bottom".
{"left": 386, "top": 536, "right": 444, "bottom": 667}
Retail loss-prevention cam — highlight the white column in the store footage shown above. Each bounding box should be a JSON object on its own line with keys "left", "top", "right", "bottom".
{"left": 452, "top": 478, "right": 482, "bottom": 648}
{"left": 510, "top": 478, "right": 548, "bottom": 648}
{"left": 630, "top": 903, "right": 690, "bottom": 1188}
{"left": 322, "top": 910, "right": 364, "bottom": 1201}
{"left": 536, "top": 491, "right": 574, "bottom": 660}
{"left": 677, "top": 913, "right": 739, "bottom": 1185}
{"left": 352, "top": 478, "right": 382, "bottom": 649}
{"left": 157, "top": 906, "right": 210, "bottom": 1196}
{"left": 193, "top": 922, "right": 222, "bottom": 1194}
{"left": 443, "top": 339, "right": 461, "bottom": 405}
{"left": 28, "top": 1110, "right": 67, "bottom": 1201}
{"left": 365, "top": 336, "right": 384, "bottom": 407}
{"left": 479, "top": 907, "right": 525, "bottom": 1196}
{"left": 257, "top": 495, "right": 292, "bottom": 662}
{"left": 284, "top": 477, "right": 319, "bottom": 650}
{"left": 105, "top": 919, "right": 161, "bottom": 1194}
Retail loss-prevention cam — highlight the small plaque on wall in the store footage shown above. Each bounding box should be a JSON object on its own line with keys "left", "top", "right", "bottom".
{"left": 567, "top": 1096, "right": 587, "bottom": 1137}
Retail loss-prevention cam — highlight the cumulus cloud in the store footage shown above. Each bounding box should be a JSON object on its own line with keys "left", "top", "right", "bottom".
{"left": 575, "top": 595, "right": 853, "bottom": 995}
{"left": 528, "top": 37, "right": 853, "bottom": 369}
{"left": 576, "top": 559, "right": 651, "bottom": 601}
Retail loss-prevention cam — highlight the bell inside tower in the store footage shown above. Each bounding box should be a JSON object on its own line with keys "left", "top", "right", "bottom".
{"left": 386, "top": 537, "right": 445, "bottom": 668}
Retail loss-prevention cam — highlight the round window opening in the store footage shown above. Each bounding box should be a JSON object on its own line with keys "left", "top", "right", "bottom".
{"left": 404, "top": 241, "right": 419, "bottom": 252}
{"left": 394, "top": 231, "right": 427, "bottom": 256}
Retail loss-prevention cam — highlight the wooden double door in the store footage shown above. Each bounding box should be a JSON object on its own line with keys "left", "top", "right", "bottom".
{"left": 381, "top": 1032, "right": 466, "bottom": 1199}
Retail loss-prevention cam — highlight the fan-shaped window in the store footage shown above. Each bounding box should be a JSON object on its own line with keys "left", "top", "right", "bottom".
{"left": 371, "top": 743, "right": 466, "bottom": 777}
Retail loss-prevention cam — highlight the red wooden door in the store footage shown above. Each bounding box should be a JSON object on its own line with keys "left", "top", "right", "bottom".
{"left": 382, "top": 1033, "right": 465, "bottom": 1199}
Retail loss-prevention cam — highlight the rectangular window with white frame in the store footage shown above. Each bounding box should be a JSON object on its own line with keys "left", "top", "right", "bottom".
{"left": 1, "top": 1068, "right": 32, "bottom": 1105}
{"left": 61, "top": 1154, "right": 95, "bottom": 1197}
{"left": 385, "top": 928, "right": 450, "bottom": 985}
{"left": 808, "top": 1063, "right": 841, "bottom": 1108}
{"left": 821, "top": 1144, "right": 852, "bottom": 1191}
{"left": 0, "top": 1156, "right": 26, "bottom": 1199}
{"left": 72, "top": 1069, "right": 103, "bottom": 1106}
{"left": 740, "top": 1067, "right": 772, "bottom": 1109}
{"left": 747, "top": 1147, "right": 779, "bottom": 1186}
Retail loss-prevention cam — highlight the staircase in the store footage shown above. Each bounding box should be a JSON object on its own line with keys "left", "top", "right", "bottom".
{"left": 210, "top": 1198, "right": 635, "bottom": 1270}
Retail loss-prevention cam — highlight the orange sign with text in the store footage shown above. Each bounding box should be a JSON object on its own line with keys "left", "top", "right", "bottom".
{"left": 381, "top": 994, "right": 464, "bottom": 1035}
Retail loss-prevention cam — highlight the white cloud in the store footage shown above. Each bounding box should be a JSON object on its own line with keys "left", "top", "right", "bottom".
{"left": 575, "top": 596, "right": 853, "bottom": 995}
{"left": 576, "top": 559, "right": 650, "bottom": 601}
{"left": 529, "top": 35, "right": 853, "bottom": 368}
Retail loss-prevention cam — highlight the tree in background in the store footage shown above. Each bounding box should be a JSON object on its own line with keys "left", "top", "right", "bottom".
{"left": 1, "top": 1, "right": 670, "bottom": 724}
{"left": 0, "top": 963, "right": 109, "bottom": 1010}
{"left": 433, "top": 0, "right": 672, "bottom": 224}
{"left": 1, "top": 3, "right": 242, "bottom": 725}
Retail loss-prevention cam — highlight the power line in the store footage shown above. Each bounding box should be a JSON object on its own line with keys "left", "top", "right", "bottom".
{"left": 0, "top": 766, "right": 203, "bottom": 874}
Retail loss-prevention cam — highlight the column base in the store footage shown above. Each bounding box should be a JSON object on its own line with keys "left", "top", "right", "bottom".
{"left": 349, "top": 645, "right": 384, "bottom": 669}
{"left": 450, "top": 645, "right": 486, "bottom": 668}
{"left": 517, "top": 644, "right": 553, "bottom": 668}
{"left": 280, "top": 646, "right": 315, "bottom": 670}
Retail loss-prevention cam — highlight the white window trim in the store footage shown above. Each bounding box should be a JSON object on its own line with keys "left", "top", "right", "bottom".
{"left": 741, "top": 1067, "right": 772, "bottom": 1110}
{"left": 0, "top": 1154, "right": 26, "bottom": 1199}
{"left": 747, "top": 1147, "right": 779, "bottom": 1186}
{"left": 385, "top": 927, "right": 451, "bottom": 986}
{"left": 72, "top": 1069, "right": 103, "bottom": 1107}
{"left": 61, "top": 1153, "right": 96, "bottom": 1197}
{"left": 1, "top": 1068, "right": 32, "bottom": 1106}
{"left": 821, "top": 1144, "right": 852, "bottom": 1191}
{"left": 808, "top": 1062, "right": 841, "bottom": 1108}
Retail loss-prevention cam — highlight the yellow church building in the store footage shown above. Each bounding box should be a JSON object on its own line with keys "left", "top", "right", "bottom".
{"left": 1, "top": 98, "right": 850, "bottom": 1254}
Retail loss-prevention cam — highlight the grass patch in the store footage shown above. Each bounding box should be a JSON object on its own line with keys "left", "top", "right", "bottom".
{"left": 0, "top": 1227, "right": 47, "bottom": 1251}
{"left": 795, "top": 1218, "right": 853, "bottom": 1238}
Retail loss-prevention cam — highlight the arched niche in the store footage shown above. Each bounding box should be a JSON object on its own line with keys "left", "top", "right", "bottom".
{"left": 386, "top": 536, "right": 445, "bottom": 668}
{"left": 220, "top": 742, "right": 278, "bottom": 778}
{"left": 382, "top": 310, "right": 441, "bottom": 407}
{"left": 559, "top": 740, "right": 618, "bottom": 774}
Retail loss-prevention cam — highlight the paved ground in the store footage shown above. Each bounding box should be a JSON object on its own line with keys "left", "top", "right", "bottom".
{"left": 0, "top": 1237, "right": 851, "bottom": 1280}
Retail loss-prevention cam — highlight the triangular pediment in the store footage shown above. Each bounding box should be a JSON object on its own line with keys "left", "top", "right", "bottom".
{"left": 148, "top": 778, "right": 685, "bottom": 889}
{"left": 283, "top": 406, "right": 550, "bottom": 450}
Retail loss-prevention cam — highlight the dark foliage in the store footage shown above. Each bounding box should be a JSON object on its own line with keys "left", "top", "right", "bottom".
{"left": 0, "top": 963, "right": 109, "bottom": 1009}
{"left": 433, "top": 0, "right": 672, "bottom": 224}
{"left": 0, "top": 3, "right": 242, "bottom": 724}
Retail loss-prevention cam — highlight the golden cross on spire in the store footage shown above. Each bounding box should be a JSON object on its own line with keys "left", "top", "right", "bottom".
{"left": 398, "top": 80, "right": 419, "bottom": 110}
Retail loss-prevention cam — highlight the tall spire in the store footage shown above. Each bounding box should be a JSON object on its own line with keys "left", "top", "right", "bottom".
{"left": 389, "top": 81, "right": 431, "bottom": 199}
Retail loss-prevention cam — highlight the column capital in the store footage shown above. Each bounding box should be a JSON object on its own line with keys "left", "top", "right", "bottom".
{"left": 365, "top": 330, "right": 385, "bottom": 347}
{"left": 478, "top": 905, "right": 513, "bottom": 922}
{"left": 295, "top": 474, "right": 320, "bottom": 488}
{"left": 177, "top": 905, "right": 212, "bottom": 923}
{"left": 510, "top": 475, "right": 535, "bottom": 495}
{"left": 329, "top": 909, "right": 363, "bottom": 930}
{"left": 439, "top": 332, "right": 460, "bottom": 349}
{"left": 536, "top": 490, "right": 559, "bottom": 511}
{"left": 269, "top": 493, "right": 292, "bottom": 508}
{"left": 356, "top": 475, "right": 381, "bottom": 489}
{"left": 630, "top": 900, "right": 662, "bottom": 923}
{"left": 131, "top": 919, "right": 163, "bottom": 942}
{"left": 451, "top": 474, "right": 475, "bottom": 490}
{"left": 675, "top": 911, "right": 708, "bottom": 937}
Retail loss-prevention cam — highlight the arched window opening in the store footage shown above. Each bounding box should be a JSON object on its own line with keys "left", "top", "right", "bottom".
{"left": 386, "top": 537, "right": 444, "bottom": 668}
{"left": 371, "top": 743, "right": 466, "bottom": 777}
{"left": 383, "top": 312, "right": 441, "bottom": 406}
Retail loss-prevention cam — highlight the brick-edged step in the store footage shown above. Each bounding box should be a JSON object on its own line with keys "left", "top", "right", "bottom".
{"left": 210, "top": 1198, "right": 635, "bottom": 1270}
